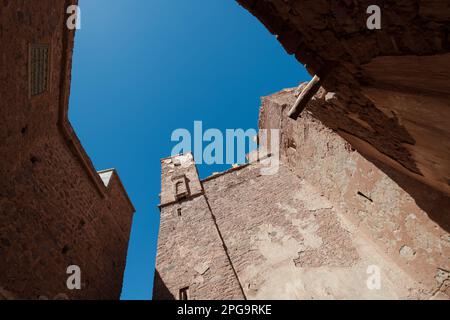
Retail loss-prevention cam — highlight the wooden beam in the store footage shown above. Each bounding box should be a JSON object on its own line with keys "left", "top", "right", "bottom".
{"left": 288, "top": 75, "right": 322, "bottom": 120}
{"left": 287, "top": 75, "right": 322, "bottom": 119}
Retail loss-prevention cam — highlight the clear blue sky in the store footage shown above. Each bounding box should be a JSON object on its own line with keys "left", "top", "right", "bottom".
{"left": 69, "top": 0, "right": 309, "bottom": 300}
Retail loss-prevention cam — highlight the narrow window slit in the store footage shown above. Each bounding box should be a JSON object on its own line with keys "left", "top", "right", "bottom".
{"left": 179, "top": 287, "right": 189, "bottom": 300}
{"left": 357, "top": 191, "right": 373, "bottom": 203}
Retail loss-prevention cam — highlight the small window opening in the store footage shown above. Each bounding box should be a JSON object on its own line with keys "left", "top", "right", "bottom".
{"left": 287, "top": 138, "right": 297, "bottom": 150}
{"left": 179, "top": 287, "right": 189, "bottom": 300}
{"left": 62, "top": 245, "right": 70, "bottom": 255}
{"left": 175, "top": 181, "right": 185, "bottom": 195}
{"left": 30, "top": 155, "right": 39, "bottom": 165}
{"left": 173, "top": 175, "right": 190, "bottom": 200}
{"left": 177, "top": 208, "right": 182, "bottom": 217}
{"left": 357, "top": 191, "right": 373, "bottom": 203}
{"left": 173, "top": 159, "right": 181, "bottom": 167}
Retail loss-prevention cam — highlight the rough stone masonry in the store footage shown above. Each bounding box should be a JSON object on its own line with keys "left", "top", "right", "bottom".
{"left": 154, "top": 88, "right": 449, "bottom": 300}
{"left": 0, "top": 1, "right": 134, "bottom": 299}
{"left": 237, "top": 0, "right": 450, "bottom": 195}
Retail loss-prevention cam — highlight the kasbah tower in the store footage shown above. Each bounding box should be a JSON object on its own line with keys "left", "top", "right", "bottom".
{"left": 154, "top": 1, "right": 450, "bottom": 300}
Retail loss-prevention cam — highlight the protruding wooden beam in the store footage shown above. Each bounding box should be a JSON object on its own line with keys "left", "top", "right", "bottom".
{"left": 287, "top": 75, "right": 322, "bottom": 119}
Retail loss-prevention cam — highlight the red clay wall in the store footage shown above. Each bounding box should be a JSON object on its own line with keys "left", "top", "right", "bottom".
{"left": 236, "top": 0, "right": 450, "bottom": 195}
{"left": 259, "top": 89, "right": 450, "bottom": 299}
{"left": 153, "top": 154, "right": 245, "bottom": 300}
{"left": 0, "top": 1, "right": 134, "bottom": 299}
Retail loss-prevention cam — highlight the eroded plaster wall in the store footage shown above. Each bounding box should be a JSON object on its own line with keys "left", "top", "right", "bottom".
{"left": 258, "top": 89, "right": 450, "bottom": 299}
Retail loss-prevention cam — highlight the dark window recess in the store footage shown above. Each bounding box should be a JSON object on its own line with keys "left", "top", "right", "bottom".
{"left": 179, "top": 287, "right": 189, "bottom": 300}
{"left": 30, "top": 155, "right": 39, "bottom": 165}
{"left": 177, "top": 208, "right": 182, "bottom": 217}
{"left": 173, "top": 175, "right": 190, "bottom": 200}
{"left": 176, "top": 181, "right": 186, "bottom": 195}
{"left": 61, "top": 245, "right": 70, "bottom": 255}
{"left": 287, "top": 138, "right": 297, "bottom": 150}
{"left": 29, "top": 44, "right": 50, "bottom": 96}
{"left": 357, "top": 191, "right": 373, "bottom": 203}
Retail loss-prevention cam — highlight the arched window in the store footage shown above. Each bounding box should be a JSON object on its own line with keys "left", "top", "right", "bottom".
{"left": 172, "top": 175, "right": 189, "bottom": 200}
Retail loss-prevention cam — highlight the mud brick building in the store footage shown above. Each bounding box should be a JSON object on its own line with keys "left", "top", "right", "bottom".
{"left": 0, "top": 1, "right": 134, "bottom": 299}
{"left": 154, "top": 90, "right": 449, "bottom": 299}
{"left": 154, "top": 1, "right": 450, "bottom": 300}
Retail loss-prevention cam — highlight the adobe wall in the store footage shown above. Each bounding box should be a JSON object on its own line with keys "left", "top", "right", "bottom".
{"left": 155, "top": 90, "right": 449, "bottom": 300}
{"left": 0, "top": 1, "right": 134, "bottom": 299}
{"left": 258, "top": 89, "right": 450, "bottom": 299}
{"left": 153, "top": 154, "right": 245, "bottom": 300}
{"left": 156, "top": 125, "right": 448, "bottom": 299}
{"left": 236, "top": 0, "right": 450, "bottom": 195}
{"left": 203, "top": 161, "right": 435, "bottom": 299}
{"left": 236, "top": 0, "right": 449, "bottom": 71}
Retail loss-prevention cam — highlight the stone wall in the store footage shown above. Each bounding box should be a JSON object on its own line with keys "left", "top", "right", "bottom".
{"left": 236, "top": 0, "right": 450, "bottom": 195}
{"left": 258, "top": 89, "right": 450, "bottom": 299}
{"left": 0, "top": 0, "right": 134, "bottom": 299}
{"left": 155, "top": 91, "right": 449, "bottom": 300}
{"left": 153, "top": 154, "right": 245, "bottom": 300}
{"left": 236, "top": 0, "right": 449, "bottom": 72}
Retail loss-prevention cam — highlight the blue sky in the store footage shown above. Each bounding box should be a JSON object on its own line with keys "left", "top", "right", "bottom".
{"left": 69, "top": 0, "right": 309, "bottom": 300}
